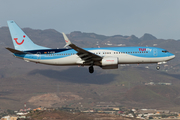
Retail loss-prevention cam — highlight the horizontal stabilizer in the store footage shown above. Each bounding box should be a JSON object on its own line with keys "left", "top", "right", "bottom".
{"left": 6, "top": 47, "right": 25, "bottom": 54}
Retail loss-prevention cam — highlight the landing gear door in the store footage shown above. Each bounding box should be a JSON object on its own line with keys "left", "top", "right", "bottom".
{"left": 153, "top": 49, "right": 158, "bottom": 56}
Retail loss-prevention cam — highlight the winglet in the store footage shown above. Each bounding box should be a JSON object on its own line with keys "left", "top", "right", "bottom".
{"left": 62, "top": 33, "right": 72, "bottom": 48}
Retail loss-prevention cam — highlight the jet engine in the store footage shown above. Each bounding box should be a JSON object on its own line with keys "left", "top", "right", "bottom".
{"left": 101, "top": 57, "right": 118, "bottom": 69}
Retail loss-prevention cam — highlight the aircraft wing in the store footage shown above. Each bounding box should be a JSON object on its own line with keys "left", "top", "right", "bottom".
{"left": 62, "top": 33, "right": 102, "bottom": 63}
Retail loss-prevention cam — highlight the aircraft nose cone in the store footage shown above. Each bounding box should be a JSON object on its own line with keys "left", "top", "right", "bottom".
{"left": 170, "top": 55, "right": 175, "bottom": 60}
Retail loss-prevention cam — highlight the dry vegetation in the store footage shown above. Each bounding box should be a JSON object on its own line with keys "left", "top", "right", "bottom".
{"left": 22, "top": 110, "right": 138, "bottom": 120}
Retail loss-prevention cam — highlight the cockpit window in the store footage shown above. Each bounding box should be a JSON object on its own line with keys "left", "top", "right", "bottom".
{"left": 162, "top": 50, "right": 168, "bottom": 53}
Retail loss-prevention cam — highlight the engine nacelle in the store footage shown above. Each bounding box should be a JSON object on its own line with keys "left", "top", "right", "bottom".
{"left": 101, "top": 57, "right": 118, "bottom": 69}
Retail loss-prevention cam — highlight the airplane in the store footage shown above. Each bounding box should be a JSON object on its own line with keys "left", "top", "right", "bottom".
{"left": 6, "top": 20, "right": 175, "bottom": 73}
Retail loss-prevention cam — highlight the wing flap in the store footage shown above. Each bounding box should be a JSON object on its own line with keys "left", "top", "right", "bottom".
{"left": 70, "top": 44, "right": 102, "bottom": 61}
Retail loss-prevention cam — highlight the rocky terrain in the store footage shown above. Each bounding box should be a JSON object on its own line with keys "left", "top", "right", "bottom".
{"left": 28, "top": 92, "right": 83, "bottom": 107}
{"left": 0, "top": 27, "right": 180, "bottom": 111}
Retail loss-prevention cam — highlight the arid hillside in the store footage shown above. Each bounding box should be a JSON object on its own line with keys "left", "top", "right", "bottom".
{"left": 0, "top": 27, "right": 180, "bottom": 111}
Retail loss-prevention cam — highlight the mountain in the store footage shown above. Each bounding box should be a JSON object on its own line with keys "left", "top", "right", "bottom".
{"left": 140, "top": 33, "right": 157, "bottom": 41}
{"left": 0, "top": 27, "right": 180, "bottom": 111}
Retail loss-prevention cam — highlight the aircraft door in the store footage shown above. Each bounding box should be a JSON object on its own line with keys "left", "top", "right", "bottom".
{"left": 153, "top": 49, "right": 158, "bottom": 56}
{"left": 37, "top": 52, "right": 41, "bottom": 60}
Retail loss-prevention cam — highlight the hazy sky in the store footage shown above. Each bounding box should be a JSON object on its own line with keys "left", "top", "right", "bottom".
{"left": 1, "top": 0, "right": 180, "bottom": 39}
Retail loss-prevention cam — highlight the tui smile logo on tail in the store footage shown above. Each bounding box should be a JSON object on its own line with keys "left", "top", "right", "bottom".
{"left": 14, "top": 35, "right": 25, "bottom": 45}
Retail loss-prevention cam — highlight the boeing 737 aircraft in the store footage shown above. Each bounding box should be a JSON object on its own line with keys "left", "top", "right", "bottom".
{"left": 6, "top": 20, "right": 175, "bottom": 73}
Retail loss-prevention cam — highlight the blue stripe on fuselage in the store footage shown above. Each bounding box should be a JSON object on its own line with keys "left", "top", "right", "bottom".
{"left": 14, "top": 47, "right": 174, "bottom": 60}
{"left": 25, "top": 48, "right": 72, "bottom": 54}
